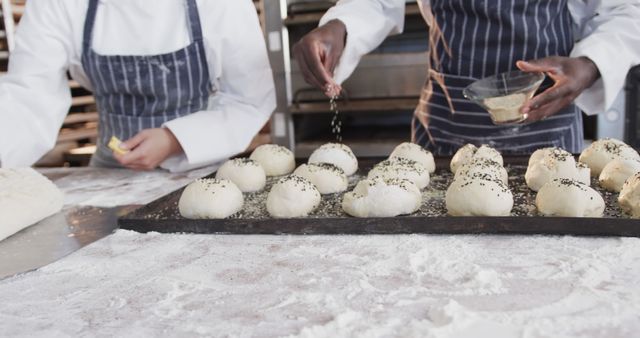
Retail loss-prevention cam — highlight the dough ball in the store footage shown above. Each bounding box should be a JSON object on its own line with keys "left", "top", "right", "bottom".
{"left": 293, "top": 163, "right": 348, "bottom": 194}
{"left": 525, "top": 147, "right": 581, "bottom": 191}
{"left": 0, "top": 168, "right": 64, "bottom": 242}
{"left": 267, "top": 175, "right": 321, "bottom": 218}
{"left": 450, "top": 144, "right": 477, "bottom": 174}
{"left": 367, "top": 158, "right": 430, "bottom": 189}
{"left": 446, "top": 173, "right": 513, "bottom": 216}
{"left": 389, "top": 142, "right": 436, "bottom": 173}
{"left": 342, "top": 177, "right": 421, "bottom": 217}
{"left": 179, "top": 178, "right": 244, "bottom": 219}
{"left": 249, "top": 144, "right": 296, "bottom": 176}
{"left": 577, "top": 162, "right": 591, "bottom": 186}
{"left": 579, "top": 138, "right": 640, "bottom": 176}
{"left": 619, "top": 173, "right": 640, "bottom": 218}
{"left": 598, "top": 158, "right": 640, "bottom": 192}
{"left": 450, "top": 144, "right": 503, "bottom": 173}
{"left": 536, "top": 178, "right": 605, "bottom": 217}
{"left": 308, "top": 143, "right": 358, "bottom": 176}
{"left": 454, "top": 158, "right": 508, "bottom": 184}
{"left": 215, "top": 158, "right": 266, "bottom": 192}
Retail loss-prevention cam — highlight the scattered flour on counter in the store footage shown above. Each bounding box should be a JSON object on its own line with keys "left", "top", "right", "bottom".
{"left": 1, "top": 231, "right": 640, "bottom": 337}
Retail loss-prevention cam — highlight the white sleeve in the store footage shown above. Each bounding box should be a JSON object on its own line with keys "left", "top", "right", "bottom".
{"left": 0, "top": 0, "right": 72, "bottom": 167}
{"left": 161, "top": 0, "right": 276, "bottom": 173}
{"left": 569, "top": 0, "right": 640, "bottom": 116}
{"left": 319, "top": 0, "right": 406, "bottom": 84}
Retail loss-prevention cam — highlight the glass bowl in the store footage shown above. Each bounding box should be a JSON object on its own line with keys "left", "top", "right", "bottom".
{"left": 463, "top": 70, "right": 545, "bottom": 125}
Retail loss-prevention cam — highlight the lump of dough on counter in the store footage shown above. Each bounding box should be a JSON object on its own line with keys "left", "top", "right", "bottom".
{"left": 293, "top": 163, "right": 348, "bottom": 194}
{"left": 249, "top": 144, "right": 295, "bottom": 177}
{"left": 450, "top": 144, "right": 503, "bottom": 173}
{"left": 579, "top": 138, "right": 640, "bottom": 177}
{"left": 215, "top": 158, "right": 266, "bottom": 193}
{"left": 342, "top": 177, "right": 421, "bottom": 217}
{"left": 446, "top": 172, "right": 513, "bottom": 216}
{"left": 0, "top": 168, "right": 64, "bottom": 242}
{"left": 454, "top": 157, "right": 508, "bottom": 184}
{"left": 525, "top": 147, "right": 585, "bottom": 191}
{"left": 619, "top": 173, "right": 640, "bottom": 218}
{"left": 599, "top": 158, "right": 640, "bottom": 193}
{"left": 267, "top": 175, "right": 321, "bottom": 218}
{"left": 367, "top": 158, "right": 430, "bottom": 189}
{"left": 536, "top": 178, "right": 605, "bottom": 217}
{"left": 389, "top": 142, "right": 436, "bottom": 173}
{"left": 308, "top": 143, "right": 358, "bottom": 176}
{"left": 179, "top": 179, "right": 244, "bottom": 219}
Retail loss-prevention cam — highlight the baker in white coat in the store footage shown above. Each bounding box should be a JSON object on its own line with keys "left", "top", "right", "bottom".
{"left": 294, "top": 0, "right": 640, "bottom": 154}
{"left": 0, "top": 0, "right": 276, "bottom": 171}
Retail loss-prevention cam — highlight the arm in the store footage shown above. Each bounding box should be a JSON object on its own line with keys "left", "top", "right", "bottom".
{"left": 569, "top": 0, "right": 640, "bottom": 115}
{"left": 0, "top": 0, "right": 72, "bottom": 167}
{"left": 160, "top": 0, "right": 276, "bottom": 172}
{"left": 294, "top": 0, "right": 405, "bottom": 93}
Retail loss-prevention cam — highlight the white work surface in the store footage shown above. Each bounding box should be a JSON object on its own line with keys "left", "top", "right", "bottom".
{"left": 0, "top": 168, "right": 639, "bottom": 337}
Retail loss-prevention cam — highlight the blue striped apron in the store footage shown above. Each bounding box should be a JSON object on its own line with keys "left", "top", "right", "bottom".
{"left": 81, "top": 0, "right": 212, "bottom": 167}
{"left": 415, "top": 0, "right": 583, "bottom": 155}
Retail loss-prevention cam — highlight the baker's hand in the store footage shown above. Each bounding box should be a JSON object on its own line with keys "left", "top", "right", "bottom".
{"left": 517, "top": 56, "right": 600, "bottom": 122}
{"left": 113, "top": 128, "right": 183, "bottom": 171}
{"left": 292, "top": 19, "right": 346, "bottom": 97}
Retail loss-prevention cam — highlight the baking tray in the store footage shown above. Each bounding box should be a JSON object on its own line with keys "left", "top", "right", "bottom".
{"left": 119, "top": 157, "right": 640, "bottom": 237}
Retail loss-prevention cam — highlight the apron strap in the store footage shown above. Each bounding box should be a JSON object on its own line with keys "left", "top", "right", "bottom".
{"left": 82, "top": 0, "right": 100, "bottom": 55}
{"left": 185, "top": 0, "right": 204, "bottom": 42}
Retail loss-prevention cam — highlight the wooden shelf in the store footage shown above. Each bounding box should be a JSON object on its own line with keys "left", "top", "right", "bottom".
{"left": 63, "top": 112, "right": 98, "bottom": 125}
{"left": 57, "top": 128, "right": 98, "bottom": 143}
{"left": 71, "top": 95, "right": 95, "bottom": 106}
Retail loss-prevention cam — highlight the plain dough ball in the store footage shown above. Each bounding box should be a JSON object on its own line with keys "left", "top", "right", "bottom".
{"left": 389, "top": 142, "right": 436, "bottom": 173}
{"left": 454, "top": 157, "right": 508, "bottom": 184}
{"left": 179, "top": 179, "right": 244, "bottom": 219}
{"left": 619, "top": 173, "right": 640, "bottom": 218}
{"left": 598, "top": 158, "right": 640, "bottom": 193}
{"left": 0, "top": 168, "right": 64, "bottom": 242}
{"left": 215, "top": 158, "right": 266, "bottom": 192}
{"left": 446, "top": 173, "right": 513, "bottom": 216}
{"left": 267, "top": 175, "right": 321, "bottom": 218}
{"left": 525, "top": 147, "right": 582, "bottom": 191}
{"left": 342, "top": 177, "right": 421, "bottom": 217}
{"left": 308, "top": 143, "right": 358, "bottom": 176}
{"left": 250, "top": 144, "right": 296, "bottom": 176}
{"left": 367, "top": 158, "right": 430, "bottom": 189}
{"left": 579, "top": 138, "right": 640, "bottom": 177}
{"left": 293, "top": 163, "right": 348, "bottom": 194}
{"left": 450, "top": 144, "right": 477, "bottom": 173}
{"left": 536, "top": 178, "right": 605, "bottom": 217}
{"left": 450, "top": 144, "right": 503, "bottom": 173}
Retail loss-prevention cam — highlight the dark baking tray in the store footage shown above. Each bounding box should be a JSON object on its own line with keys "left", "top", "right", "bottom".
{"left": 119, "top": 157, "right": 640, "bottom": 237}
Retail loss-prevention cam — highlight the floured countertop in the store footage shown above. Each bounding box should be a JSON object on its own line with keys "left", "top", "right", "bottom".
{"left": 0, "top": 168, "right": 639, "bottom": 337}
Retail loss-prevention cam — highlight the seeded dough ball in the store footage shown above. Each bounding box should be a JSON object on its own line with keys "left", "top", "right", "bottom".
{"left": 179, "top": 179, "right": 244, "bottom": 219}
{"left": 250, "top": 144, "right": 296, "bottom": 177}
{"left": 454, "top": 158, "right": 508, "bottom": 184}
{"left": 525, "top": 148, "right": 583, "bottom": 191}
{"left": 446, "top": 173, "right": 513, "bottom": 216}
{"left": 536, "top": 178, "right": 605, "bottom": 217}
{"left": 598, "top": 159, "right": 640, "bottom": 193}
{"left": 475, "top": 145, "right": 504, "bottom": 166}
{"left": 577, "top": 162, "right": 591, "bottom": 186}
{"left": 389, "top": 142, "right": 436, "bottom": 173}
{"left": 367, "top": 158, "right": 430, "bottom": 189}
{"left": 579, "top": 138, "right": 640, "bottom": 177}
{"left": 342, "top": 177, "right": 421, "bottom": 217}
{"left": 267, "top": 175, "right": 321, "bottom": 218}
{"left": 619, "top": 173, "right": 640, "bottom": 218}
{"left": 293, "top": 163, "right": 348, "bottom": 194}
{"left": 450, "top": 144, "right": 477, "bottom": 174}
{"left": 308, "top": 143, "right": 358, "bottom": 176}
{"left": 215, "top": 158, "right": 266, "bottom": 192}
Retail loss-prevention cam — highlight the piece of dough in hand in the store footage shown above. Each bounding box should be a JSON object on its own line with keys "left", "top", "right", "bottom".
{"left": 0, "top": 168, "right": 64, "bottom": 241}
{"left": 179, "top": 178, "right": 244, "bottom": 219}
{"left": 536, "top": 178, "right": 605, "bottom": 217}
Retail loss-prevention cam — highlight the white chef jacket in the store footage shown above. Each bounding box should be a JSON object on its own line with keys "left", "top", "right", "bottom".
{"left": 0, "top": 0, "right": 276, "bottom": 172}
{"left": 320, "top": 0, "right": 640, "bottom": 117}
